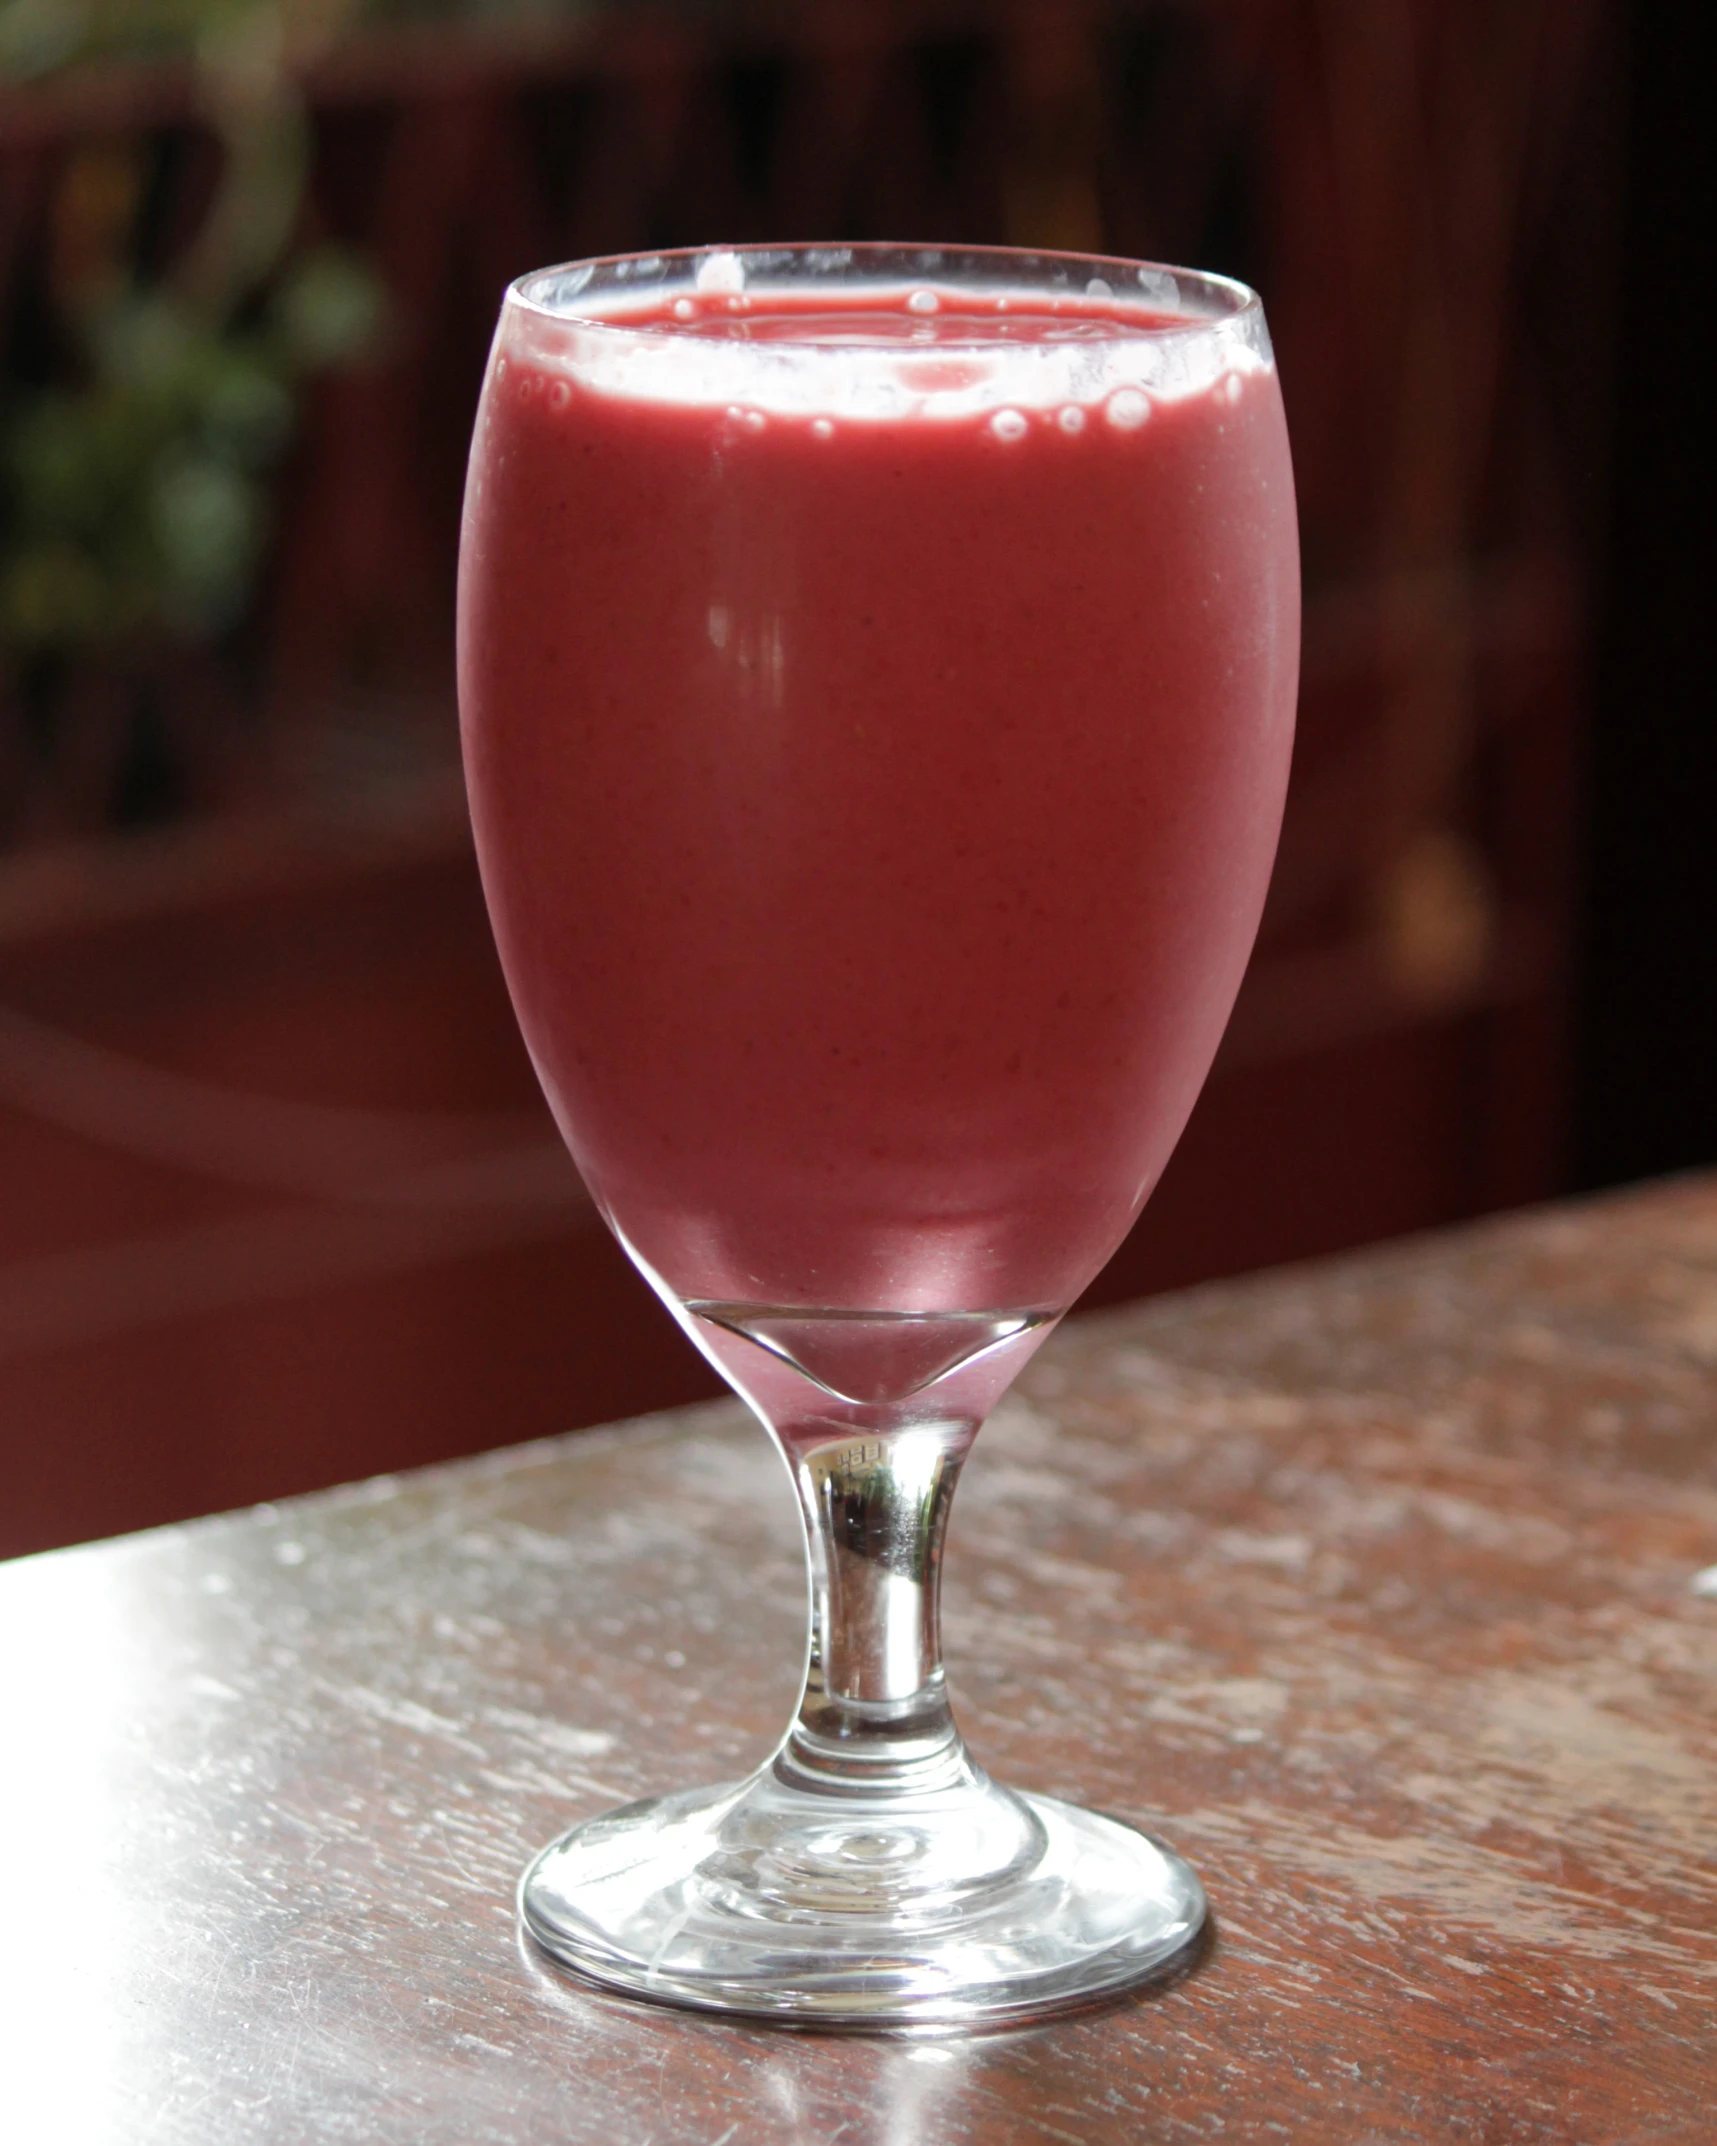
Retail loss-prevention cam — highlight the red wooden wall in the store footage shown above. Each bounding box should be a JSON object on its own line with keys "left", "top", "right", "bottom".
{"left": 0, "top": 0, "right": 1620, "bottom": 1555}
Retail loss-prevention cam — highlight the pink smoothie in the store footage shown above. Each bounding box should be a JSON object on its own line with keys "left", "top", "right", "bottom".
{"left": 458, "top": 273, "right": 1298, "bottom": 1314}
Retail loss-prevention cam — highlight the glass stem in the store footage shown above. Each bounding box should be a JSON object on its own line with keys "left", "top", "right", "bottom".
{"left": 772, "top": 1411, "right": 981, "bottom": 1798}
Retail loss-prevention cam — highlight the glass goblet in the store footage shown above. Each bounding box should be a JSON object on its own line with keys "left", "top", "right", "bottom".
{"left": 457, "top": 243, "right": 1299, "bottom": 2028}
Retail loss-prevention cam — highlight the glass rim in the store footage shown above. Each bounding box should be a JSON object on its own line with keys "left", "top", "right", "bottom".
{"left": 505, "top": 242, "right": 1262, "bottom": 350}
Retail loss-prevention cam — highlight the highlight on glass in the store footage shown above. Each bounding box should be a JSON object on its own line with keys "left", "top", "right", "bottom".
{"left": 456, "top": 243, "right": 1299, "bottom": 2028}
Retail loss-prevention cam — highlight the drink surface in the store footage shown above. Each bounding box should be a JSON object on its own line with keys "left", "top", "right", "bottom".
{"left": 458, "top": 277, "right": 1299, "bottom": 1313}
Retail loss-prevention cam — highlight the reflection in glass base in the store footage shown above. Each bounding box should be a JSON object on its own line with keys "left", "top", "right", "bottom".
{"left": 520, "top": 1762, "right": 1205, "bottom": 2029}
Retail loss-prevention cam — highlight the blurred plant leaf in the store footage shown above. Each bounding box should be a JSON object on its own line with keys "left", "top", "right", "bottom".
{"left": 3, "top": 0, "right": 383, "bottom": 670}
{"left": 2, "top": 264, "right": 378, "bottom": 654}
{"left": 0, "top": 0, "right": 94, "bottom": 81}
{"left": 151, "top": 451, "right": 264, "bottom": 629}
{"left": 272, "top": 246, "right": 384, "bottom": 367}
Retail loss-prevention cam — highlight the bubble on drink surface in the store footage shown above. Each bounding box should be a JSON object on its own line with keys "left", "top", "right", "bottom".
{"left": 673, "top": 297, "right": 696, "bottom": 320}
{"left": 548, "top": 379, "right": 571, "bottom": 410}
{"left": 1058, "top": 405, "right": 1086, "bottom": 434}
{"left": 1106, "top": 387, "right": 1150, "bottom": 429}
{"left": 1085, "top": 276, "right": 1114, "bottom": 298}
{"left": 907, "top": 288, "right": 941, "bottom": 315}
{"left": 811, "top": 417, "right": 834, "bottom": 440}
{"left": 990, "top": 408, "right": 1028, "bottom": 441}
{"left": 1225, "top": 372, "right": 1243, "bottom": 403}
{"left": 696, "top": 249, "right": 747, "bottom": 295}
{"left": 743, "top": 410, "right": 766, "bottom": 433}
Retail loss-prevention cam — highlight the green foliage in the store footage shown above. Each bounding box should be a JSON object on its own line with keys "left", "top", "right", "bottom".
{"left": 1, "top": 250, "right": 379, "bottom": 653}
{"left": 0, "top": 0, "right": 390, "bottom": 660}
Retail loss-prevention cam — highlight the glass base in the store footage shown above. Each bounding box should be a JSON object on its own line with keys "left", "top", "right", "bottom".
{"left": 520, "top": 1764, "right": 1206, "bottom": 2029}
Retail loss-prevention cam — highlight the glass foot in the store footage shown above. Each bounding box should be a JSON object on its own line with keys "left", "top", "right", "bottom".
{"left": 520, "top": 1764, "right": 1205, "bottom": 2029}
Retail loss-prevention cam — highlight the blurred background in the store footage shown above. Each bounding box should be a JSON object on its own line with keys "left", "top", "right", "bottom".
{"left": 0, "top": 0, "right": 1707, "bottom": 1558}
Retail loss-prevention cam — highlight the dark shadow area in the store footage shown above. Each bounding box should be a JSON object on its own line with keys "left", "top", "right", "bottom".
{"left": 1575, "top": 0, "right": 1717, "bottom": 1188}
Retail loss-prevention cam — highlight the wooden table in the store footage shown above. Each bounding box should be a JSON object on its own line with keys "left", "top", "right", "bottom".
{"left": 3, "top": 1179, "right": 1713, "bottom": 2140}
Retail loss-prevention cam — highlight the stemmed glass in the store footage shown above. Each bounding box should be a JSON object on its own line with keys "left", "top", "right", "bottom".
{"left": 457, "top": 243, "right": 1298, "bottom": 2028}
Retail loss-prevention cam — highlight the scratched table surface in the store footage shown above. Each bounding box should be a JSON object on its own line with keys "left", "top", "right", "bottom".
{"left": 3, "top": 1179, "right": 1714, "bottom": 2143}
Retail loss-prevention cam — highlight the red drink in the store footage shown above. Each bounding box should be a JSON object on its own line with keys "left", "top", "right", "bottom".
{"left": 488, "top": 250, "right": 1296, "bottom": 2025}
{"left": 459, "top": 263, "right": 1297, "bottom": 1317}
